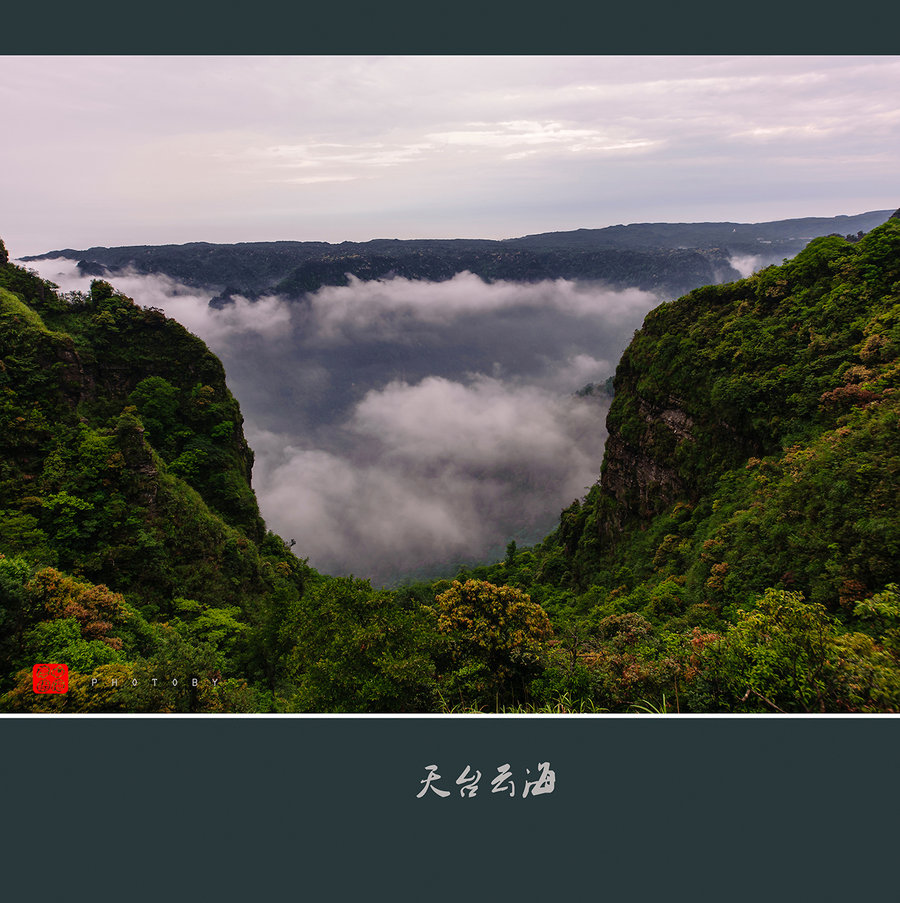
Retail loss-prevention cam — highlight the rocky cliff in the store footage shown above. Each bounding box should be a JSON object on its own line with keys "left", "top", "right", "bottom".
{"left": 557, "top": 211, "right": 900, "bottom": 598}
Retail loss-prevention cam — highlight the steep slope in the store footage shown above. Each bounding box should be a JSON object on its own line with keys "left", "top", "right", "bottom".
{"left": 0, "top": 244, "right": 309, "bottom": 711}
{"left": 457, "top": 212, "right": 900, "bottom": 712}
{"left": 553, "top": 213, "right": 900, "bottom": 594}
{"left": 5, "top": 208, "right": 900, "bottom": 714}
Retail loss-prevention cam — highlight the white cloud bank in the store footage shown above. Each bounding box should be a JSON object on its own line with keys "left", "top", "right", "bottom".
{"left": 21, "top": 258, "right": 651, "bottom": 584}
{"left": 308, "top": 271, "right": 654, "bottom": 342}
{"left": 248, "top": 376, "right": 609, "bottom": 584}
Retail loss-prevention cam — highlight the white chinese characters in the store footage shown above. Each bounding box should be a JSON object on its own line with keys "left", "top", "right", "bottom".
{"left": 417, "top": 762, "right": 555, "bottom": 799}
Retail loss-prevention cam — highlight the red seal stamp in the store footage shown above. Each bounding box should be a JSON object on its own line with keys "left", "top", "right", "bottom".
{"left": 33, "top": 663, "right": 68, "bottom": 694}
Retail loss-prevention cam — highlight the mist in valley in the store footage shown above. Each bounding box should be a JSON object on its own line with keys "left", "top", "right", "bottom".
{"left": 24, "top": 258, "right": 705, "bottom": 585}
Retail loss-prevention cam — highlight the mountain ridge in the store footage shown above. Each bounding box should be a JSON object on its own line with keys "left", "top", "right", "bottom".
{"left": 22, "top": 209, "right": 892, "bottom": 304}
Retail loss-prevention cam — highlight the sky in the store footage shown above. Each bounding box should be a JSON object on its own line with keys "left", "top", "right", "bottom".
{"left": 2, "top": 55, "right": 899, "bottom": 256}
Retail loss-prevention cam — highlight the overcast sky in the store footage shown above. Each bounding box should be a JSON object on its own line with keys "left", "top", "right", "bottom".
{"left": 2, "top": 55, "right": 898, "bottom": 256}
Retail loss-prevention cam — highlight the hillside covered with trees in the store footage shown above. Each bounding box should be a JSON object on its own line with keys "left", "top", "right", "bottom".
{"left": 2, "top": 211, "right": 900, "bottom": 713}
{"left": 23, "top": 210, "right": 891, "bottom": 305}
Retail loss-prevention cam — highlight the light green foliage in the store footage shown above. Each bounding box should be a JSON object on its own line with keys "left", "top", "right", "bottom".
{"left": 0, "top": 556, "right": 35, "bottom": 687}
{"left": 702, "top": 588, "right": 900, "bottom": 713}
{"left": 458, "top": 219, "right": 900, "bottom": 712}
{"left": 431, "top": 579, "right": 552, "bottom": 707}
{"left": 26, "top": 617, "right": 120, "bottom": 672}
{"left": 170, "top": 597, "right": 247, "bottom": 658}
{"left": 0, "top": 250, "right": 304, "bottom": 712}
{"left": 41, "top": 490, "right": 94, "bottom": 543}
{"left": 0, "top": 286, "right": 50, "bottom": 332}
{"left": 711, "top": 589, "right": 835, "bottom": 712}
{"left": 853, "top": 584, "right": 900, "bottom": 656}
{"left": 168, "top": 447, "right": 209, "bottom": 481}
{"left": 129, "top": 376, "right": 181, "bottom": 453}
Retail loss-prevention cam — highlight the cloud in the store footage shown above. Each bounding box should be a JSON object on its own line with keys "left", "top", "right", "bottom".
{"left": 248, "top": 377, "right": 609, "bottom": 585}
{"left": 426, "top": 120, "right": 657, "bottom": 159}
{"left": 21, "top": 257, "right": 652, "bottom": 585}
{"left": 23, "top": 259, "right": 293, "bottom": 350}
{"left": 352, "top": 374, "right": 596, "bottom": 471}
{"left": 307, "top": 271, "right": 657, "bottom": 342}
{"left": 5, "top": 56, "right": 898, "bottom": 254}
{"left": 728, "top": 254, "right": 767, "bottom": 278}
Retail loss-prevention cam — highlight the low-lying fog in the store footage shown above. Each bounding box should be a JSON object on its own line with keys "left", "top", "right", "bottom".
{"left": 24, "top": 258, "right": 725, "bottom": 585}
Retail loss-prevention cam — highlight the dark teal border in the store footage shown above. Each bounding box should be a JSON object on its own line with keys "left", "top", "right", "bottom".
{"left": 4, "top": 2, "right": 900, "bottom": 53}
{"left": 4, "top": 717, "right": 899, "bottom": 897}
{"left": 4, "top": 7, "right": 900, "bottom": 896}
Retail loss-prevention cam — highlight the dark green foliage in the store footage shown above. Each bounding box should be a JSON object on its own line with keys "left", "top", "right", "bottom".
{"left": 564, "top": 221, "right": 900, "bottom": 559}
{"left": 3, "top": 213, "right": 900, "bottom": 713}
{"left": 429, "top": 578, "right": 552, "bottom": 709}
{"left": 279, "top": 575, "right": 439, "bottom": 712}
{"left": 693, "top": 589, "right": 900, "bottom": 713}
{"left": 0, "top": 255, "right": 304, "bottom": 712}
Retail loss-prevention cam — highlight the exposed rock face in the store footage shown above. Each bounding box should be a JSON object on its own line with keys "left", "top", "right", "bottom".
{"left": 599, "top": 397, "right": 694, "bottom": 530}
{"left": 54, "top": 339, "right": 88, "bottom": 406}
{"left": 653, "top": 402, "right": 695, "bottom": 442}
{"left": 559, "top": 214, "right": 900, "bottom": 585}
{"left": 1, "top": 259, "right": 262, "bottom": 543}
{"left": 115, "top": 410, "right": 160, "bottom": 516}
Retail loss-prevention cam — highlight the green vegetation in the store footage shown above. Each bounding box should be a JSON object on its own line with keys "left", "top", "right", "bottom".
{"left": 2, "top": 213, "right": 899, "bottom": 712}
{"left": 465, "top": 216, "right": 900, "bottom": 713}
{"left": 0, "top": 260, "right": 300, "bottom": 711}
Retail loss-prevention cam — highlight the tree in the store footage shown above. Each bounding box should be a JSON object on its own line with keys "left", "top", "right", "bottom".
{"left": 705, "top": 588, "right": 900, "bottom": 712}
{"left": 431, "top": 579, "right": 552, "bottom": 708}
{"left": 128, "top": 376, "right": 181, "bottom": 454}
{"left": 281, "top": 576, "right": 438, "bottom": 713}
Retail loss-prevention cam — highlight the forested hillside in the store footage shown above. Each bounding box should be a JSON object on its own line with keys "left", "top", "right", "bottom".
{"left": 0, "top": 242, "right": 310, "bottom": 710}
{"left": 3, "top": 211, "right": 900, "bottom": 713}
{"left": 461, "top": 212, "right": 900, "bottom": 712}
{"left": 24, "top": 209, "right": 891, "bottom": 304}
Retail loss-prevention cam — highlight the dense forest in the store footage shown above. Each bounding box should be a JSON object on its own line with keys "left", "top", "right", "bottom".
{"left": 2, "top": 211, "right": 900, "bottom": 713}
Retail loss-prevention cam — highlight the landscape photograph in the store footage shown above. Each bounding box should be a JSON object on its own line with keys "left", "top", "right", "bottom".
{"left": 2, "top": 54, "right": 899, "bottom": 714}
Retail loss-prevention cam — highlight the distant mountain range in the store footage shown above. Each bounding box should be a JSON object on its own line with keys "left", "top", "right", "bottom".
{"left": 24, "top": 210, "right": 893, "bottom": 304}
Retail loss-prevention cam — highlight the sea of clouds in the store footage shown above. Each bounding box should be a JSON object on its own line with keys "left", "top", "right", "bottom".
{"left": 25, "top": 258, "right": 668, "bottom": 585}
